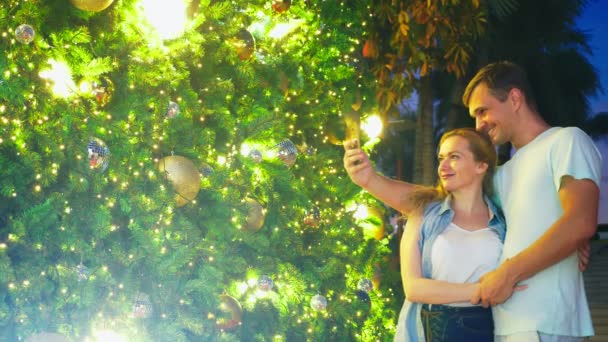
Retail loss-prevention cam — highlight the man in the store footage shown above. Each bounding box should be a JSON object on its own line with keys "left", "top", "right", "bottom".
{"left": 463, "top": 61, "right": 601, "bottom": 341}
{"left": 343, "top": 61, "right": 602, "bottom": 341}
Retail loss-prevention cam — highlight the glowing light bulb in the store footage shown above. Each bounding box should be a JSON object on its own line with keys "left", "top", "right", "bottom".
{"left": 39, "top": 59, "right": 76, "bottom": 98}
{"left": 361, "top": 115, "right": 383, "bottom": 139}
{"left": 240, "top": 143, "right": 251, "bottom": 156}
{"left": 79, "top": 80, "right": 92, "bottom": 93}
{"left": 353, "top": 204, "right": 368, "bottom": 220}
{"left": 268, "top": 19, "right": 305, "bottom": 39}
{"left": 140, "top": 0, "right": 188, "bottom": 40}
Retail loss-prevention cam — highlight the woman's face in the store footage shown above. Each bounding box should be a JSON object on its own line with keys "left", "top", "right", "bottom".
{"left": 437, "top": 136, "right": 488, "bottom": 193}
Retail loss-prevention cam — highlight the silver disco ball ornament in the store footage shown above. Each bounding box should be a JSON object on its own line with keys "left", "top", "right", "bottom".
{"left": 310, "top": 294, "right": 327, "bottom": 311}
{"left": 87, "top": 137, "right": 110, "bottom": 172}
{"left": 75, "top": 263, "right": 90, "bottom": 282}
{"left": 257, "top": 275, "right": 274, "bottom": 292}
{"left": 274, "top": 139, "right": 298, "bottom": 167}
{"left": 15, "top": 24, "right": 35, "bottom": 44}
{"left": 133, "top": 292, "right": 153, "bottom": 318}
{"left": 249, "top": 149, "right": 263, "bottom": 163}
{"left": 167, "top": 101, "right": 180, "bottom": 118}
{"left": 357, "top": 278, "right": 373, "bottom": 293}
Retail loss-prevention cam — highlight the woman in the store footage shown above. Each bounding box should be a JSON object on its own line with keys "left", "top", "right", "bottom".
{"left": 344, "top": 128, "right": 512, "bottom": 341}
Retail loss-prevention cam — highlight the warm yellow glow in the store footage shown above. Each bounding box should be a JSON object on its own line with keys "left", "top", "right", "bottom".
{"left": 140, "top": 0, "right": 188, "bottom": 40}
{"left": 253, "top": 288, "right": 270, "bottom": 299}
{"left": 79, "top": 80, "right": 92, "bottom": 93}
{"left": 39, "top": 59, "right": 76, "bottom": 98}
{"left": 217, "top": 155, "right": 226, "bottom": 165}
{"left": 248, "top": 11, "right": 271, "bottom": 37}
{"left": 89, "top": 329, "right": 127, "bottom": 342}
{"left": 353, "top": 204, "right": 368, "bottom": 220}
{"left": 236, "top": 281, "right": 249, "bottom": 295}
{"left": 246, "top": 277, "right": 257, "bottom": 287}
{"left": 268, "top": 19, "right": 305, "bottom": 39}
{"left": 240, "top": 143, "right": 251, "bottom": 156}
{"left": 362, "top": 115, "right": 383, "bottom": 139}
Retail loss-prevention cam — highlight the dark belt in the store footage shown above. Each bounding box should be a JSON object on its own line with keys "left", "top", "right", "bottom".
{"left": 421, "top": 303, "right": 490, "bottom": 313}
{"left": 421, "top": 304, "right": 493, "bottom": 342}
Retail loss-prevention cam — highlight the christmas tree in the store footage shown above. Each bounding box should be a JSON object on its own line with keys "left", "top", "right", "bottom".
{"left": 0, "top": 0, "right": 405, "bottom": 340}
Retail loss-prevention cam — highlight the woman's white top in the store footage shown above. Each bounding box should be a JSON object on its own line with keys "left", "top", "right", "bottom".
{"left": 430, "top": 222, "right": 503, "bottom": 307}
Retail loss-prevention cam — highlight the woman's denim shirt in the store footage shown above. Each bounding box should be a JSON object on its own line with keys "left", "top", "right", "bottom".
{"left": 394, "top": 195, "right": 506, "bottom": 342}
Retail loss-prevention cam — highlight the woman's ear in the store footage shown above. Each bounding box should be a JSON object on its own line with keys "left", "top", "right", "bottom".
{"left": 476, "top": 161, "right": 489, "bottom": 174}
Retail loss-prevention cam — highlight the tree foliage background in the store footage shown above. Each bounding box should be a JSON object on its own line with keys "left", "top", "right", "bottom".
{"left": 0, "top": 0, "right": 415, "bottom": 340}
{"left": 1, "top": 0, "right": 603, "bottom": 341}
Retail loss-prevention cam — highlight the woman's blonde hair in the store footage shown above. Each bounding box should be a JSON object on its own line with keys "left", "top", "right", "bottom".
{"left": 407, "top": 128, "right": 497, "bottom": 213}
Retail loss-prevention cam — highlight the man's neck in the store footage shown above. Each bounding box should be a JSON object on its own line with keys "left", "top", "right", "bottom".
{"left": 511, "top": 111, "right": 551, "bottom": 150}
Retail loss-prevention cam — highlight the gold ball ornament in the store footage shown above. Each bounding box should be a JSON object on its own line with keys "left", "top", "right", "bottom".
{"left": 303, "top": 206, "right": 321, "bottom": 227}
{"left": 372, "top": 263, "right": 382, "bottom": 290}
{"left": 216, "top": 294, "right": 243, "bottom": 330}
{"left": 69, "top": 0, "right": 114, "bottom": 12}
{"left": 272, "top": 0, "right": 291, "bottom": 13}
{"left": 243, "top": 197, "right": 265, "bottom": 231}
{"left": 360, "top": 206, "right": 386, "bottom": 240}
{"left": 91, "top": 77, "right": 114, "bottom": 107}
{"left": 230, "top": 29, "right": 255, "bottom": 61}
{"left": 325, "top": 118, "right": 347, "bottom": 145}
{"left": 158, "top": 155, "right": 201, "bottom": 207}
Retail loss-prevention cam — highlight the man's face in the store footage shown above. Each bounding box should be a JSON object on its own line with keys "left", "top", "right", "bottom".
{"left": 468, "top": 82, "right": 513, "bottom": 145}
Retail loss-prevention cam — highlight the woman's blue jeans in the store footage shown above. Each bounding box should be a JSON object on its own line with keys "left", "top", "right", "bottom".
{"left": 421, "top": 303, "right": 494, "bottom": 342}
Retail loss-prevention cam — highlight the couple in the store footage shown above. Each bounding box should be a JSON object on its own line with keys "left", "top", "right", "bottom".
{"left": 344, "top": 61, "right": 602, "bottom": 341}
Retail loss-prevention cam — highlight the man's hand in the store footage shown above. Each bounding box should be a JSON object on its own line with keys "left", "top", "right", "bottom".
{"left": 578, "top": 240, "right": 591, "bottom": 272}
{"left": 471, "top": 263, "right": 518, "bottom": 307}
{"left": 343, "top": 139, "right": 374, "bottom": 188}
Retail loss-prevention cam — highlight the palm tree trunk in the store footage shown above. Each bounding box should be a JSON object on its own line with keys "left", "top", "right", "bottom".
{"left": 413, "top": 75, "right": 435, "bottom": 185}
{"left": 445, "top": 81, "right": 466, "bottom": 131}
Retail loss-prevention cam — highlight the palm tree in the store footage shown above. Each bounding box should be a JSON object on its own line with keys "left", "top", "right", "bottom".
{"left": 484, "top": 0, "right": 599, "bottom": 126}
{"left": 432, "top": 0, "right": 601, "bottom": 165}
{"left": 582, "top": 112, "right": 608, "bottom": 138}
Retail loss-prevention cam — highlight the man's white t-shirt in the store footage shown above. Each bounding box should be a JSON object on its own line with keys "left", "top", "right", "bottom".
{"left": 492, "top": 127, "right": 602, "bottom": 337}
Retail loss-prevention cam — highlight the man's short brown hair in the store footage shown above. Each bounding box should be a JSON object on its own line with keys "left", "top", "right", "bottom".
{"left": 462, "top": 61, "right": 538, "bottom": 112}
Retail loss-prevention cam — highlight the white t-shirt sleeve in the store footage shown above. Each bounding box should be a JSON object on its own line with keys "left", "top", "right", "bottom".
{"left": 550, "top": 127, "right": 602, "bottom": 190}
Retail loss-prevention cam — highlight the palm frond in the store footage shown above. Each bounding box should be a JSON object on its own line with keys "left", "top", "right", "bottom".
{"left": 487, "top": 0, "right": 519, "bottom": 18}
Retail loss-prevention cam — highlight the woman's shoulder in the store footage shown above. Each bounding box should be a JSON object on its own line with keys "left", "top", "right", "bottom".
{"left": 422, "top": 198, "right": 449, "bottom": 216}
{"left": 418, "top": 199, "right": 451, "bottom": 227}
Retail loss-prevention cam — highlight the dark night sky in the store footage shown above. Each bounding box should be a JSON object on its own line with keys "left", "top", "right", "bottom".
{"left": 577, "top": 0, "right": 608, "bottom": 115}
{"left": 576, "top": 0, "right": 608, "bottom": 224}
